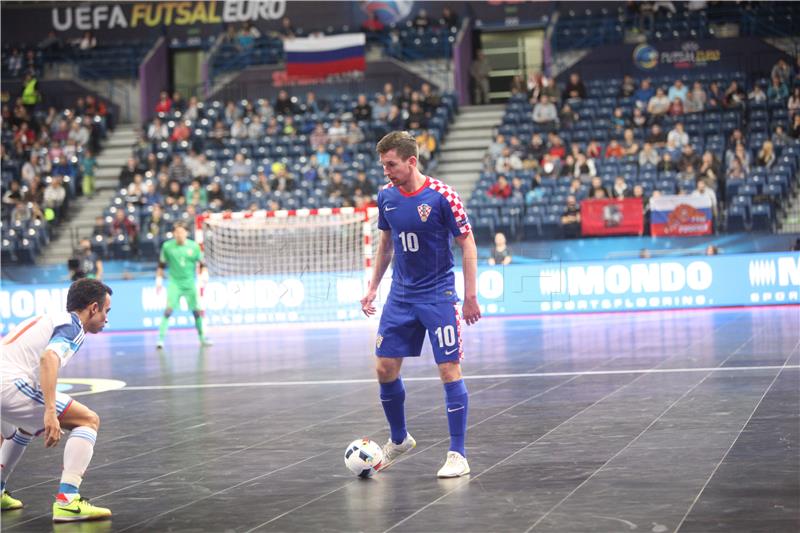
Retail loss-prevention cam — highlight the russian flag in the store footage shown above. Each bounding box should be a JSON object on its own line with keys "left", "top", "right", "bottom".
{"left": 285, "top": 33, "right": 366, "bottom": 78}
{"left": 650, "top": 194, "right": 713, "bottom": 236}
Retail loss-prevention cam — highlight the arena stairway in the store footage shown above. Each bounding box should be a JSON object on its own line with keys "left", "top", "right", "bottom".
{"left": 38, "top": 124, "right": 137, "bottom": 265}
{"left": 436, "top": 104, "right": 505, "bottom": 196}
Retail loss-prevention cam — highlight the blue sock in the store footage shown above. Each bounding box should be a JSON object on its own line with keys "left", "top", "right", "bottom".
{"left": 380, "top": 377, "right": 407, "bottom": 444}
{"left": 444, "top": 379, "right": 468, "bottom": 457}
{"left": 58, "top": 482, "right": 79, "bottom": 494}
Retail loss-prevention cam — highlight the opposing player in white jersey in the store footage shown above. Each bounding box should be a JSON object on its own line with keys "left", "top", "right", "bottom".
{"left": 0, "top": 278, "right": 113, "bottom": 522}
{"left": 361, "top": 131, "right": 481, "bottom": 477}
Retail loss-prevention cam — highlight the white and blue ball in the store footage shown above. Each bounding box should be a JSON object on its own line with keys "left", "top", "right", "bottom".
{"left": 344, "top": 438, "right": 383, "bottom": 478}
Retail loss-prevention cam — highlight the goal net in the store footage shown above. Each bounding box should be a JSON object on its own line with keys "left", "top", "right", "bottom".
{"left": 196, "top": 207, "right": 380, "bottom": 324}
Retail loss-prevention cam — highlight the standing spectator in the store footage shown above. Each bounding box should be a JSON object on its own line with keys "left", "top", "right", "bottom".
{"left": 488, "top": 232, "right": 512, "bottom": 266}
{"left": 562, "top": 72, "right": 587, "bottom": 101}
{"left": 561, "top": 195, "right": 581, "bottom": 238}
{"left": 81, "top": 149, "right": 97, "bottom": 198}
{"left": 470, "top": 50, "right": 491, "bottom": 105}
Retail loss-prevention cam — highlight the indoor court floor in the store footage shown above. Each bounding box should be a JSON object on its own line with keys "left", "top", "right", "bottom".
{"left": 2, "top": 306, "right": 798, "bottom": 532}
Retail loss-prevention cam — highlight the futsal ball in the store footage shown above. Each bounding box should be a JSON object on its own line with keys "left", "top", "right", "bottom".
{"left": 344, "top": 438, "right": 383, "bottom": 478}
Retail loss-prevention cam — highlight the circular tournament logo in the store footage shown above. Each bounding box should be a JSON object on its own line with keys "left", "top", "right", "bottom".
{"left": 363, "top": 0, "right": 415, "bottom": 24}
{"left": 633, "top": 44, "right": 659, "bottom": 71}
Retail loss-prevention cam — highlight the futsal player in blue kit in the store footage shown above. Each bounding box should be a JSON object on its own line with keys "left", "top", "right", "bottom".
{"left": 361, "top": 131, "right": 481, "bottom": 477}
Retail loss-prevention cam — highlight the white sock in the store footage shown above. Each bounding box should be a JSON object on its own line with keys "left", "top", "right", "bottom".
{"left": 1, "top": 430, "right": 32, "bottom": 491}
{"left": 60, "top": 427, "right": 97, "bottom": 497}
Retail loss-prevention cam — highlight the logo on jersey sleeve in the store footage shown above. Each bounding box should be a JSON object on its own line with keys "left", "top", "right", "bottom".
{"left": 417, "top": 203, "right": 432, "bottom": 222}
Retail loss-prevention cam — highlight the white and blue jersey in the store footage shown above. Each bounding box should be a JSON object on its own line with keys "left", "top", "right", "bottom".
{"left": 1, "top": 311, "right": 86, "bottom": 386}
{"left": 376, "top": 176, "right": 471, "bottom": 363}
{"left": 0, "top": 311, "right": 85, "bottom": 434}
{"left": 377, "top": 176, "right": 471, "bottom": 304}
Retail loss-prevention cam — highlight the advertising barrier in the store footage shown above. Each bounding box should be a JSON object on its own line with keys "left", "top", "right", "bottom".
{"left": 1, "top": 252, "right": 797, "bottom": 333}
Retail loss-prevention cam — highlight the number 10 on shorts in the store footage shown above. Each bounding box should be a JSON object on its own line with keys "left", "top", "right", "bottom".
{"left": 435, "top": 325, "right": 456, "bottom": 347}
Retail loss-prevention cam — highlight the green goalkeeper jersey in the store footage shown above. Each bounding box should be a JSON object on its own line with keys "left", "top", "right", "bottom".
{"left": 159, "top": 239, "right": 203, "bottom": 287}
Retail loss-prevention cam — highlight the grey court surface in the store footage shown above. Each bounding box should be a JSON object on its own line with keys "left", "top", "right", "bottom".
{"left": 2, "top": 306, "right": 798, "bottom": 532}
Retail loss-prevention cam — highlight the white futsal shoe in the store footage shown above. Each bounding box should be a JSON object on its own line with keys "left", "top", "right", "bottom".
{"left": 379, "top": 433, "right": 416, "bottom": 470}
{"left": 437, "top": 451, "right": 470, "bottom": 478}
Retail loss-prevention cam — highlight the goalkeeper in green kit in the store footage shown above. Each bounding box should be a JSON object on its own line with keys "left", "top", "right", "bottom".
{"left": 155, "top": 222, "right": 212, "bottom": 349}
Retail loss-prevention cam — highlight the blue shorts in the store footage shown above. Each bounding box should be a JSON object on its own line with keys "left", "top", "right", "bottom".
{"left": 376, "top": 300, "right": 463, "bottom": 364}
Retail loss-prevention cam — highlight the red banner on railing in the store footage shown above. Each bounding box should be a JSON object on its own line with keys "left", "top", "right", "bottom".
{"left": 580, "top": 198, "right": 644, "bottom": 236}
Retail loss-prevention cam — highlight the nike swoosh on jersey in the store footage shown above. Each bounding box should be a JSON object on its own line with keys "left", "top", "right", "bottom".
{"left": 444, "top": 348, "right": 458, "bottom": 355}
{"left": 384, "top": 206, "right": 398, "bottom": 211}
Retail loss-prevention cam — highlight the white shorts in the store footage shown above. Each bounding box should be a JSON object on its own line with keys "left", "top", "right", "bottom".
{"left": 0, "top": 378, "right": 74, "bottom": 437}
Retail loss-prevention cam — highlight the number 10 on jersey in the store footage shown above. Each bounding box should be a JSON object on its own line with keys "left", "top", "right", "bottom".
{"left": 398, "top": 232, "right": 419, "bottom": 252}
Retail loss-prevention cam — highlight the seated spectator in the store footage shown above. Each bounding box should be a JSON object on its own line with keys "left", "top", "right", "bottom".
{"left": 756, "top": 139, "right": 776, "bottom": 169}
{"left": 611, "top": 107, "right": 628, "bottom": 133}
{"left": 532, "top": 95, "right": 558, "bottom": 128}
{"left": 352, "top": 171, "right": 376, "bottom": 198}
{"left": 147, "top": 117, "right": 168, "bottom": 142}
{"left": 164, "top": 180, "right": 185, "bottom": 207}
{"left": 684, "top": 81, "right": 707, "bottom": 113}
{"left": 726, "top": 142, "right": 751, "bottom": 173}
{"left": 788, "top": 87, "right": 800, "bottom": 118}
{"left": 622, "top": 128, "right": 640, "bottom": 157}
{"left": 270, "top": 164, "right": 296, "bottom": 192}
{"left": 540, "top": 153, "right": 562, "bottom": 178}
{"left": 326, "top": 171, "right": 350, "bottom": 202}
{"left": 488, "top": 174, "right": 511, "bottom": 199}
{"left": 562, "top": 72, "right": 587, "bottom": 101}
{"left": 166, "top": 153, "right": 190, "bottom": 183}
{"left": 440, "top": 7, "right": 459, "bottom": 31}
{"left": 416, "top": 130, "right": 436, "bottom": 168}
{"left": 495, "top": 147, "right": 522, "bottom": 174}
{"left": 353, "top": 94, "right": 372, "bottom": 121}
{"left": 487, "top": 133, "right": 506, "bottom": 161}
{"left": 111, "top": 209, "right": 137, "bottom": 241}
{"left": 634, "top": 79, "right": 655, "bottom": 110}
{"left": 413, "top": 9, "right": 430, "bottom": 30}
{"left": 184, "top": 179, "right": 207, "bottom": 208}
{"left": 143, "top": 181, "right": 162, "bottom": 206}
{"left": 657, "top": 152, "right": 677, "bottom": 173}
{"left": 588, "top": 176, "right": 609, "bottom": 197}
{"left": 561, "top": 195, "right": 581, "bottom": 238}
{"left": 78, "top": 31, "right": 97, "bottom": 50}
{"left": 668, "top": 79, "right": 688, "bottom": 103}
{"left": 146, "top": 204, "right": 167, "bottom": 237}
{"left": 667, "top": 122, "right": 689, "bottom": 149}
{"left": 668, "top": 97, "right": 684, "bottom": 116}
{"left": 646, "top": 124, "right": 667, "bottom": 147}
{"left": 43, "top": 175, "right": 66, "bottom": 219}
{"left": 171, "top": 91, "right": 186, "bottom": 114}
{"left": 547, "top": 133, "right": 567, "bottom": 159}
{"left": 619, "top": 75, "right": 636, "bottom": 98}
{"left": 372, "top": 94, "right": 392, "bottom": 121}
{"left": 586, "top": 139, "right": 602, "bottom": 160}
{"left": 611, "top": 176, "right": 632, "bottom": 199}
{"left": 767, "top": 76, "right": 789, "bottom": 102}
{"left": 664, "top": 137, "right": 681, "bottom": 161}
{"left": 230, "top": 153, "right": 253, "bottom": 179}
{"left": 170, "top": 120, "right": 191, "bottom": 143}
{"left": 509, "top": 176, "right": 526, "bottom": 201}
{"left": 509, "top": 75, "right": 527, "bottom": 96}
{"left": 386, "top": 105, "right": 404, "bottom": 130}
{"left": 361, "top": 11, "right": 385, "bottom": 34}
{"left": 792, "top": 114, "right": 800, "bottom": 139}
{"left": 488, "top": 232, "right": 512, "bottom": 266}
{"left": 347, "top": 122, "right": 365, "bottom": 145}
{"left": 727, "top": 158, "right": 746, "bottom": 181}
{"left": 707, "top": 81, "right": 723, "bottom": 108}
{"left": 154, "top": 91, "right": 172, "bottom": 115}
{"left": 282, "top": 115, "right": 297, "bottom": 136}
{"left": 748, "top": 84, "right": 767, "bottom": 104}
{"left": 274, "top": 89, "right": 295, "bottom": 115}
{"left": 573, "top": 153, "right": 596, "bottom": 179}
{"left": 698, "top": 151, "right": 721, "bottom": 188}
{"left": 309, "top": 123, "right": 329, "bottom": 149}
{"left": 772, "top": 124, "right": 790, "bottom": 147}
{"left": 724, "top": 81, "right": 746, "bottom": 108}
{"left": 605, "top": 139, "right": 624, "bottom": 159}
{"left": 647, "top": 88, "right": 670, "bottom": 119}
{"left": 245, "top": 115, "right": 263, "bottom": 139}
{"left": 772, "top": 58, "right": 791, "bottom": 85}
{"left": 190, "top": 153, "right": 214, "bottom": 182}
{"left": 559, "top": 103, "right": 579, "bottom": 129}
{"left": 2, "top": 180, "right": 23, "bottom": 215}
{"left": 328, "top": 119, "right": 347, "bottom": 144}
{"left": 678, "top": 164, "right": 697, "bottom": 183}
{"left": 230, "top": 118, "right": 247, "bottom": 139}
{"left": 406, "top": 102, "right": 427, "bottom": 129}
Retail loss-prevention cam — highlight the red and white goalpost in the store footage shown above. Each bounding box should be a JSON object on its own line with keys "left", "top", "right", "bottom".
{"left": 195, "top": 207, "right": 380, "bottom": 279}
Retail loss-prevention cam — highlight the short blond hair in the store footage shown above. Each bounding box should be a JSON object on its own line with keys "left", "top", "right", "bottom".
{"left": 376, "top": 131, "right": 418, "bottom": 160}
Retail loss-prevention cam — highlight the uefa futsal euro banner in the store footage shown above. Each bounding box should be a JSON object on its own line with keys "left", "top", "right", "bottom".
{"left": 0, "top": 252, "right": 797, "bottom": 333}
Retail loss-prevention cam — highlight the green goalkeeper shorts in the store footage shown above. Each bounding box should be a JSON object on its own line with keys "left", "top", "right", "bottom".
{"left": 166, "top": 283, "right": 200, "bottom": 311}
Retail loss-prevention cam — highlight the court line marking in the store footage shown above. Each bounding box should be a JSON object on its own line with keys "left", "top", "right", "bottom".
{"left": 381, "top": 316, "right": 745, "bottom": 532}
{"left": 672, "top": 339, "right": 799, "bottom": 533}
{"left": 113, "top": 365, "right": 800, "bottom": 391}
{"left": 524, "top": 332, "right": 758, "bottom": 531}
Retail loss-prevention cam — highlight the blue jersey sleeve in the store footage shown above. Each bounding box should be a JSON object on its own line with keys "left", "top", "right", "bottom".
{"left": 45, "top": 322, "right": 83, "bottom": 361}
{"left": 377, "top": 189, "right": 390, "bottom": 231}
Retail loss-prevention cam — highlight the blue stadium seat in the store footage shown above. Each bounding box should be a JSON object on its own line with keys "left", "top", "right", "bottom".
{"left": 750, "top": 204, "right": 773, "bottom": 232}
